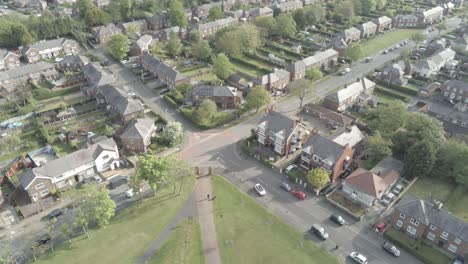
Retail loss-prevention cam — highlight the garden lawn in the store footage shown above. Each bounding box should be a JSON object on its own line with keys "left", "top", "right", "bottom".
{"left": 212, "top": 176, "right": 339, "bottom": 264}
{"left": 35, "top": 177, "right": 196, "bottom": 264}
{"left": 149, "top": 219, "right": 204, "bottom": 264}
{"left": 360, "top": 29, "right": 422, "bottom": 57}
{"left": 410, "top": 177, "right": 468, "bottom": 221}
{"left": 230, "top": 60, "right": 269, "bottom": 78}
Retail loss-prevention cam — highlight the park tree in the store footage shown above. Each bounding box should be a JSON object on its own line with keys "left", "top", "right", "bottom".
{"left": 410, "top": 32, "right": 426, "bottom": 49}
{"left": 289, "top": 79, "right": 312, "bottom": 108}
{"left": 336, "top": 0, "right": 355, "bottom": 18}
{"left": 254, "top": 16, "right": 277, "bottom": 37}
{"left": 165, "top": 32, "right": 182, "bottom": 57}
{"left": 431, "top": 140, "right": 468, "bottom": 187}
{"left": 294, "top": 4, "right": 325, "bottom": 30}
{"left": 189, "top": 31, "right": 201, "bottom": 42}
{"left": 73, "top": 208, "right": 90, "bottom": 238}
{"left": 84, "top": 7, "right": 109, "bottom": 27}
{"left": 60, "top": 224, "right": 73, "bottom": 244}
{"left": 82, "top": 185, "right": 116, "bottom": 227}
{"left": 293, "top": 9, "right": 308, "bottom": 30}
{"left": 208, "top": 6, "right": 224, "bottom": 20}
{"left": 106, "top": 34, "right": 130, "bottom": 61}
{"left": 363, "top": 132, "right": 392, "bottom": 169}
{"left": 345, "top": 44, "right": 364, "bottom": 65}
{"left": 376, "top": 0, "right": 387, "bottom": 10}
{"left": 161, "top": 122, "right": 184, "bottom": 146}
{"left": 192, "top": 39, "right": 212, "bottom": 61}
{"left": 275, "top": 14, "right": 296, "bottom": 38}
{"left": 367, "top": 104, "right": 407, "bottom": 137}
{"left": 0, "top": 21, "right": 34, "bottom": 49}
{"left": 404, "top": 139, "right": 437, "bottom": 178}
{"left": 193, "top": 99, "right": 217, "bottom": 121}
{"left": 360, "top": 0, "right": 376, "bottom": 15}
{"left": 213, "top": 53, "right": 232, "bottom": 80}
{"left": 245, "top": 86, "right": 271, "bottom": 113}
{"left": 137, "top": 154, "right": 171, "bottom": 193}
{"left": 306, "top": 168, "right": 329, "bottom": 189}
{"left": 305, "top": 68, "right": 323, "bottom": 81}
{"left": 168, "top": 0, "right": 187, "bottom": 28}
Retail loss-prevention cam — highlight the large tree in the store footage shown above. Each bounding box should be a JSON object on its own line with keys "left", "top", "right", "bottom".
{"left": 213, "top": 53, "right": 232, "bottom": 80}
{"left": 361, "top": 0, "right": 377, "bottom": 15}
{"left": 193, "top": 99, "right": 217, "bottom": 121}
{"left": 410, "top": 32, "right": 426, "bottom": 49}
{"left": 345, "top": 44, "right": 364, "bottom": 64}
{"left": 335, "top": 0, "right": 355, "bottom": 18}
{"left": 245, "top": 86, "right": 271, "bottom": 113}
{"left": 376, "top": 0, "right": 387, "bottom": 10}
{"left": 165, "top": 32, "right": 182, "bottom": 57}
{"left": 305, "top": 68, "right": 323, "bottom": 81}
{"left": 404, "top": 139, "right": 437, "bottom": 179}
{"left": 306, "top": 168, "right": 329, "bottom": 189}
{"left": 288, "top": 79, "right": 312, "bottom": 109}
{"left": 84, "top": 7, "right": 109, "bottom": 27}
{"left": 215, "top": 24, "right": 261, "bottom": 56}
{"left": 431, "top": 140, "right": 468, "bottom": 187}
{"left": 275, "top": 14, "right": 296, "bottom": 38}
{"left": 168, "top": 0, "right": 187, "bottom": 28}
{"left": 363, "top": 132, "right": 392, "bottom": 169}
{"left": 192, "top": 39, "right": 212, "bottom": 61}
{"left": 208, "top": 6, "right": 224, "bottom": 20}
{"left": 160, "top": 122, "right": 184, "bottom": 146}
{"left": 106, "top": 34, "right": 130, "bottom": 61}
{"left": 367, "top": 104, "right": 407, "bottom": 137}
{"left": 254, "top": 16, "right": 277, "bottom": 37}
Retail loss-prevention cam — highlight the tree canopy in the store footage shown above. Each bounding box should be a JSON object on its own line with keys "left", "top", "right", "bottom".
{"left": 305, "top": 68, "right": 323, "bottom": 81}
{"left": 431, "top": 139, "right": 468, "bottom": 188}
{"left": 306, "top": 168, "right": 329, "bottom": 189}
{"left": 275, "top": 14, "right": 296, "bottom": 38}
{"left": 106, "top": 34, "right": 130, "bottom": 61}
{"left": 213, "top": 53, "right": 232, "bottom": 80}
{"left": 366, "top": 103, "right": 408, "bottom": 137}
{"left": 363, "top": 132, "right": 392, "bottom": 169}
{"left": 168, "top": 0, "right": 187, "bottom": 28}
{"left": 245, "top": 86, "right": 271, "bottom": 113}
{"left": 192, "top": 39, "right": 212, "bottom": 61}
{"left": 208, "top": 6, "right": 224, "bottom": 21}
{"left": 193, "top": 99, "right": 217, "bottom": 121}
{"left": 214, "top": 24, "right": 261, "bottom": 56}
{"left": 165, "top": 32, "right": 182, "bottom": 57}
{"left": 161, "top": 122, "right": 184, "bottom": 146}
{"left": 345, "top": 44, "right": 364, "bottom": 63}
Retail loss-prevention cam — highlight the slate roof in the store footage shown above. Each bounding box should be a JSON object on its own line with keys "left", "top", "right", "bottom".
{"left": 97, "top": 84, "right": 144, "bottom": 116}
{"left": 140, "top": 52, "right": 187, "bottom": 82}
{"left": 82, "top": 62, "right": 115, "bottom": 87}
{"left": 303, "top": 104, "right": 353, "bottom": 127}
{"left": 256, "top": 69, "right": 290, "bottom": 85}
{"left": 359, "top": 21, "right": 377, "bottom": 31}
{"left": 22, "top": 38, "right": 75, "bottom": 53}
{"left": 191, "top": 85, "right": 238, "bottom": 97}
{"left": 275, "top": 0, "right": 303, "bottom": 10}
{"left": 145, "top": 14, "right": 168, "bottom": 25}
{"left": 0, "top": 61, "right": 55, "bottom": 82}
{"left": 302, "top": 134, "right": 345, "bottom": 165}
{"left": 195, "top": 17, "right": 238, "bottom": 31}
{"left": 248, "top": 6, "right": 273, "bottom": 17}
{"left": 59, "top": 55, "right": 89, "bottom": 65}
{"left": 374, "top": 16, "right": 392, "bottom": 24}
{"left": 0, "top": 49, "right": 18, "bottom": 60}
{"left": 133, "top": 35, "right": 153, "bottom": 49}
{"left": 415, "top": 48, "right": 455, "bottom": 72}
{"left": 258, "top": 111, "right": 296, "bottom": 140}
{"left": 396, "top": 194, "right": 468, "bottom": 241}
{"left": 93, "top": 23, "right": 121, "bottom": 37}
{"left": 394, "top": 14, "right": 419, "bottom": 21}
{"left": 325, "top": 78, "right": 375, "bottom": 104}
{"left": 19, "top": 138, "right": 117, "bottom": 189}
{"left": 193, "top": 1, "right": 222, "bottom": 13}
{"left": 443, "top": 80, "right": 468, "bottom": 92}
{"left": 423, "top": 6, "right": 444, "bottom": 17}
{"left": 344, "top": 167, "right": 399, "bottom": 198}
{"left": 288, "top": 49, "right": 338, "bottom": 71}
{"left": 119, "top": 19, "right": 148, "bottom": 31}
{"left": 370, "top": 156, "right": 404, "bottom": 176}
{"left": 120, "top": 118, "right": 155, "bottom": 140}
{"left": 344, "top": 27, "right": 361, "bottom": 38}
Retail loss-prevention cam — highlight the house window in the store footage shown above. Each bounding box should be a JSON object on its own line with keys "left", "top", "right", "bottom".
{"left": 396, "top": 220, "right": 403, "bottom": 228}
{"left": 40, "top": 189, "right": 49, "bottom": 197}
{"left": 454, "top": 238, "right": 461, "bottom": 244}
{"left": 441, "top": 231, "right": 449, "bottom": 240}
{"left": 312, "top": 155, "right": 319, "bottom": 162}
{"left": 406, "top": 226, "right": 417, "bottom": 236}
{"left": 426, "top": 232, "right": 436, "bottom": 241}
{"left": 410, "top": 218, "right": 419, "bottom": 226}
{"left": 448, "top": 244, "right": 458, "bottom": 253}
{"left": 399, "top": 213, "right": 405, "bottom": 219}
{"left": 35, "top": 182, "right": 45, "bottom": 189}
{"left": 430, "top": 224, "right": 436, "bottom": 231}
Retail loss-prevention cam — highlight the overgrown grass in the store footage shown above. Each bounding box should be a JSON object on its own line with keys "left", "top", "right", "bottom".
{"left": 328, "top": 192, "right": 367, "bottom": 216}
{"left": 180, "top": 108, "right": 236, "bottom": 129}
{"left": 212, "top": 176, "right": 340, "bottom": 264}
{"left": 360, "top": 29, "right": 422, "bottom": 58}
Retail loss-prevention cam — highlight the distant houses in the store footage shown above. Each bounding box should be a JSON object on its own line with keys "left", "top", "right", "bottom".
{"left": 193, "top": 17, "right": 239, "bottom": 38}
{"left": 288, "top": 49, "right": 339, "bottom": 81}
{"left": 0, "top": 62, "right": 58, "bottom": 96}
{"left": 21, "top": 38, "right": 80, "bottom": 63}
{"left": 0, "top": 49, "right": 20, "bottom": 71}
{"left": 140, "top": 52, "right": 189, "bottom": 89}
{"left": 324, "top": 78, "right": 376, "bottom": 112}
{"left": 414, "top": 48, "right": 456, "bottom": 77}
{"left": 92, "top": 23, "right": 122, "bottom": 44}
{"left": 185, "top": 84, "right": 242, "bottom": 109}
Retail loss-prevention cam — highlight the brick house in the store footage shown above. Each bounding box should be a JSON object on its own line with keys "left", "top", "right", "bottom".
{"left": 245, "top": 6, "right": 274, "bottom": 20}
{"left": 393, "top": 14, "right": 423, "bottom": 28}
{"left": 185, "top": 84, "right": 242, "bottom": 109}
{"left": 0, "top": 62, "right": 58, "bottom": 96}
{"left": 274, "top": 0, "right": 303, "bottom": 12}
{"left": 81, "top": 62, "right": 116, "bottom": 96}
{"left": 303, "top": 104, "right": 353, "bottom": 128}
{"left": 120, "top": 118, "right": 156, "bottom": 153}
{"left": 96, "top": 84, "right": 144, "bottom": 124}
{"left": 300, "top": 133, "right": 353, "bottom": 182}
{"left": 192, "top": 1, "right": 222, "bottom": 18}
{"left": 254, "top": 69, "right": 290, "bottom": 92}
{"left": 58, "top": 55, "right": 89, "bottom": 72}
{"left": 342, "top": 27, "right": 361, "bottom": 43}
{"left": 145, "top": 14, "right": 169, "bottom": 30}
{"left": 391, "top": 194, "right": 468, "bottom": 258}
{"left": 440, "top": 80, "right": 468, "bottom": 104}
{"left": 288, "top": 49, "right": 338, "bottom": 81}
{"left": 129, "top": 35, "right": 153, "bottom": 56}
{"left": 420, "top": 6, "right": 444, "bottom": 25}
{"left": 152, "top": 26, "right": 187, "bottom": 42}
{"left": 324, "top": 78, "right": 376, "bottom": 112}
{"left": 92, "top": 23, "right": 122, "bottom": 44}
{"left": 257, "top": 110, "right": 306, "bottom": 157}
{"left": 357, "top": 21, "right": 377, "bottom": 39}
{"left": 194, "top": 17, "right": 239, "bottom": 38}
{"left": 21, "top": 38, "right": 79, "bottom": 63}
{"left": 118, "top": 20, "right": 148, "bottom": 35}
{"left": 373, "top": 16, "right": 393, "bottom": 32}
{"left": 0, "top": 49, "right": 20, "bottom": 71}
{"left": 140, "top": 52, "right": 188, "bottom": 89}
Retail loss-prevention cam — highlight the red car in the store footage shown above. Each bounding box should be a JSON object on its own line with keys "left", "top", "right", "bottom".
{"left": 292, "top": 190, "right": 306, "bottom": 200}
{"left": 375, "top": 222, "right": 387, "bottom": 233}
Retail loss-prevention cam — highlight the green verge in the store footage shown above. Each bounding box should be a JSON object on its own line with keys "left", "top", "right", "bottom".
{"left": 212, "top": 176, "right": 340, "bottom": 264}
{"left": 35, "top": 177, "right": 196, "bottom": 264}
{"left": 360, "top": 29, "right": 422, "bottom": 57}
{"left": 149, "top": 219, "right": 204, "bottom": 264}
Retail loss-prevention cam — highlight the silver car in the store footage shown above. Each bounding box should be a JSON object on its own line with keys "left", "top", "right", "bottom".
{"left": 280, "top": 182, "right": 292, "bottom": 192}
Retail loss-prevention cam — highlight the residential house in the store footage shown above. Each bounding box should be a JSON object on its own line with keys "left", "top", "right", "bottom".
{"left": 185, "top": 8, "right": 193, "bottom": 22}
{"left": 303, "top": 104, "right": 354, "bottom": 128}
{"left": 93, "top": 0, "right": 109, "bottom": 7}
{"left": 441, "top": 2, "right": 455, "bottom": 15}
{"left": 15, "top": 0, "right": 46, "bottom": 13}
{"left": 246, "top": 6, "right": 274, "bottom": 20}
{"left": 393, "top": 14, "right": 422, "bottom": 28}
{"left": 300, "top": 133, "right": 353, "bottom": 182}
{"left": 192, "top": 2, "right": 223, "bottom": 18}
{"left": 414, "top": 48, "right": 456, "bottom": 77}
{"left": 421, "top": 6, "right": 444, "bottom": 25}
{"left": 129, "top": 35, "right": 153, "bottom": 57}
{"left": 118, "top": 20, "right": 148, "bottom": 35}
{"left": 288, "top": 49, "right": 339, "bottom": 80}
{"left": 92, "top": 23, "right": 122, "bottom": 44}
{"left": 226, "top": 73, "right": 252, "bottom": 96}
{"left": 438, "top": 0, "right": 464, "bottom": 8}
{"left": 21, "top": 38, "right": 79, "bottom": 63}
{"left": 373, "top": 16, "right": 393, "bottom": 32}
{"left": 453, "top": 35, "right": 468, "bottom": 54}
{"left": 274, "top": 0, "right": 303, "bottom": 12}
{"left": 423, "top": 102, "right": 468, "bottom": 135}
{"left": 152, "top": 26, "right": 187, "bottom": 42}
{"left": 185, "top": 84, "right": 242, "bottom": 109}
{"left": 341, "top": 27, "right": 361, "bottom": 43}
{"left": 331, "top": 125, "right": 365, "bottom": 148}
{"left": 441, "top": 80, "right": 468, "bottom": 104}
{"left": 194, "top": 17, "right": 239, "bottom": 38}
{"left": 0, "top": 50, "right": 20, "bottom": 71}
{"left": 257, "top": 110, "right": 305, "bottom": 157}
{"left": 145, "top": 14, "right": 169, "bottom": 30}
{"left": 0, "top": 62, "right": 58, "bottom": 96}
{"left": 331, "top": 37, "right": 349, "bottom": 56}
{"left": 120, "top": 118, "right": 156, "bottom": 153}
{"left": 58, "top": 55, "right": 89, "bottom": 72}
{"left": 255, "top": 69, "right": 290, "bottom": 92}
{"left": 324, "top": 78, "right": 376, "bottom": 112}
{"left": 140, "top": 52, "right": 189, "bottom": 89}
{"left": 380, "top": 60, "right": 412, "bottom": 86}
{"left": 391, "top": 194, "right": 468, "bottom": 258}
{"left": 357, "top": 21, "right": 377, "bottom": 38}
{"left": 427, "top": 38, "right": 447, "bottom": 55}
{"left": 81, "top": 62, "right": 116, "bottom": 95}
{"left": 18, "top": 137, "right": 120, "bottom": 203}
{"left": 96, "top": 84, "right": 144, "bottom": 124}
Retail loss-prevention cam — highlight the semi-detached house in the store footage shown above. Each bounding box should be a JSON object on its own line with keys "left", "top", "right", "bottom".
{"left": 324, "top": 77, "right": 376, "bottom": 112}
{"left": 21, "top": 38, "right": 79, "bottom": 63}
{"left": 194, "top": 17, "right": 239, "bottom": 38}
{"left": 140, "top": 52, "right": 188, "bottom": 89}
{"left": 0, "top": 49, "right": 20, "bottom": 71}
{"left": 288, "top": 49, "right": 339, "bottom": 81}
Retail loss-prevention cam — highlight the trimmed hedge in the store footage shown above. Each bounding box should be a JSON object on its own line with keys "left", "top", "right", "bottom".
{"left": 33, "top": 86, "right": 81, "bottom": 100}
{"left": 376, "top": 80, "right": 418, "bottom": 96}
{"left": 164, "top": 94, "right": 179, "bottom": 108}
{"left": 180, "top": 108, "right": 236, "bottom": 130}
{"left": 375, "top": 86, "right": 411, "bottom": 102}
{"left": 245, "top": 53, "right": 283, "bottom": 68}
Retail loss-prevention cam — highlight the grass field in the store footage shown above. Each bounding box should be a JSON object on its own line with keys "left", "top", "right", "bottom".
{"left": 212, "top": 176, "right": 339, "bottom": 264}
{"left": 360, "top": 29, "right": 422, "bottom": 58}
{"left": 36, "top": 177, "right": 196, "bottom": 264}
{"left": 230, "top": 60, "right": 270, "bottom": 78}
{"left": 410, "top": 177, "right": 468, "bottom": 221}
{"left": 149, "top": 219, "right": 204, "bottom": 264}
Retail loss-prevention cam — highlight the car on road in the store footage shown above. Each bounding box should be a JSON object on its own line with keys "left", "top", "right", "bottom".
{"left": 375, "top": 222, "right": 387, "bottom": 233}
{"left": 285, "top": 164, "right": 297, "bottom": 173}
{"left": 382, "top": 241, "right": 400, "bottom": 257}
{"left": 291, "top": 190, "right": 305, "bottom": 200}
{"left": 344, "top": 67, "right": 351, "bottom": 73}
{"left": 159, "top": 88, "right": 170, "bottom": 95}
{"left": 108, "top": 175, "right": 128, "bottom": 189}
{"left": 319, "top": 184, "right": 335, "bottom": 196}
{"left": 365, "top": 57, "right": 372, "bottom": 63}
{"left": 310, "top": 224, "right": 329, "bottom": 240}
{"left": 280, "top": 182, "right": 292, "bottom": 192}
{"left": 330, "top": 214, "right": 346, "bottom": 226}
{"left": 254, "top": 183, "right": 266, "bottom": 196}
{"left": 349, "top": 252, "right": 368, "bottom": 264}
{"left": 126, "top": 189, "right": 134, "bottom": 198}
{"left": 381, "top": 192, "right": 396, "bottom": 206}
{"left": 382, "top": 50, "right": 388, "bottom": 54}
{"left": 36, "top": 234, "right": 51, "bottom": 245}
{"left": 46, "top": 209, "right": 64, "bottom": 220}
{"left": 392, "top": 184, "right": 403, "bottom": 195}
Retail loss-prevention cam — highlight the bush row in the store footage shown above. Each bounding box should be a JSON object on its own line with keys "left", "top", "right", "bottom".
{"left": 376, "top": 80, "right": 418, "bottom": 96}
{"left": 180, "top": 108, "right": 236, "bottom": 130}
{"left": 375, "top": 86, "right": 411, "bottom": 102}
{"left": 163, "top": 94, "right": 179, "bottom": 108}
{"left": 32, "top": 86, "right": 81, "bottom": 101}
{"left": 230, "top": 56, "right": 270, "bottom": 74}
{"left": 265, "top": 43, "right": 303, "bottom": 60}
{"left": 245, "top": 53, "right": 283, "bottom": 68}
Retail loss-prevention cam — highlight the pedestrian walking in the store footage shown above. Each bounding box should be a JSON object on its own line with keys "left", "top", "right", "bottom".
{"left": 207, "top": 194, "right": 210, "bottom": 200}
{"left": 335, "top": 245, "right": 339, "bottom": 250}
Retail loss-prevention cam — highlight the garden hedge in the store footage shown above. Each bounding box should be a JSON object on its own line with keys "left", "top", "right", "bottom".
{"left": 375, "top": 86, "right": 411, "bottom": 102}
{"left": 376, "top": 80, "right": 418, "bottom": 96}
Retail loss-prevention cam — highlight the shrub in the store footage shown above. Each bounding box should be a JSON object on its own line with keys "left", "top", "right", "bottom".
{"left": 164, "top": 94, "right": 179, "bottom": 108}
{"left": 375, "top": 87, "right": 411, "bottom": 102}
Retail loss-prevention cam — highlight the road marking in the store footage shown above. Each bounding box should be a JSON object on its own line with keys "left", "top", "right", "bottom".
{"left": 353, "top": 241, "right": 389, "bottom": 264}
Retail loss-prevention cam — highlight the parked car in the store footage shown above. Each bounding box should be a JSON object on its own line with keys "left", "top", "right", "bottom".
{"left": 36, "top": 234, "right": 51, "bottom": 245}
{"left": 381, "top": 193, "right": 396, "bottom": 206}
{"left": 291, "top": 190, "right": 306, "bottom": 200}
{"left": 382, "top": 50, "right": 388, "bottom": 54}
{"left": 349, "top": 252, "right": 368, "bottom": 264}
{"left": 285, "top": 164, "right": 297, "bottom": 173}
{"left": 159, "top": 88, "right": 170, "bottom": 95}
{"left": 126, "top": 189, "right": 134, "bottom": 198}
{"left": 108, "top": 175, "right": 128, "bottom": 189}
{"left": 330, "top": 214, "right": 346, "bottom": 226}
{"left": 365, "top": 57, "right": 372, "bottom": 63}
{"left": 46, "top": 209, "right": 64, "bottom": 220}
{"left": 310, "top": 224, "right": 329, "bottom": 240}
{"left": 382, "top": 241, "right": 400, "bottom": 257}
{"left": 254, "top": 183, "right": 266, "bottom": 196}
{"left": 280, "top": 182, "right": 292, "bottom": 192}
{"left": 392, "top": 184, "right": 403, "bottom": 195}
{"left": 375, "top": 222, "right": 387, "bottom": 233}
{"left": 319, "top": 184, "right": 335, "bottom": 196}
